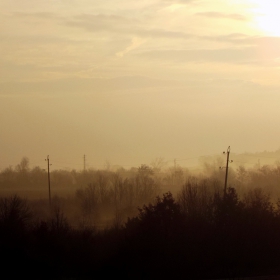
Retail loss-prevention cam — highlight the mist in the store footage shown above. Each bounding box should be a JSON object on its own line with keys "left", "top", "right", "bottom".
{"left": 2, "top": 153, "right": 280, "bottom": 278}
{"left": 2, "top": 0, "right": 280, "bottom": 278}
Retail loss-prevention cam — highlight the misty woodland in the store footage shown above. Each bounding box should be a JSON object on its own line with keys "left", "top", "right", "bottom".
{"left": 2, "top": 157, "right": 280, "bottom": 279}
{"left": 3, "top": 0, "right": 280, "bottom": 278}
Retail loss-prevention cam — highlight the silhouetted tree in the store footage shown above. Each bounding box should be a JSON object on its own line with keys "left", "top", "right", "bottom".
{"left": 126, "top": 192, "right": 182, "bottom": 236}
{"left": 0, "top": 195, "right": 32, "bottom": 231}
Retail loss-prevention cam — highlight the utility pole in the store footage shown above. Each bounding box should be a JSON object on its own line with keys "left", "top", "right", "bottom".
{"left": 171, "top": 159, "right": 177, "bottom": 188}
{"left": 45, "top": 155, "right": 51, "bottom": 205}
{"left": 223, "top": 146, "right": 231, "bottom": 197}
{"left": 83, "top": 154, "right": 86, "bottom": 172}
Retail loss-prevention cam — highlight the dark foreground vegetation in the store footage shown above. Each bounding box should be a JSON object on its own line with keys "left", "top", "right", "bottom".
{"left": 2, "top": 157, "right": 280, "bottom": 279}
{"left": 1, "top": 187, "right": 280, "bottom": 279}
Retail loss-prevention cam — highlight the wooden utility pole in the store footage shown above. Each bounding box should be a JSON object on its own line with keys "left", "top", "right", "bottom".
{"left": 84, "top": 154, "right": 86, "bottom": 172}
{"left": 223, "top": 146, "right": 231, "bottom": 197}
{"left": 45, "top": 155, "right": 51, "bottom": 205}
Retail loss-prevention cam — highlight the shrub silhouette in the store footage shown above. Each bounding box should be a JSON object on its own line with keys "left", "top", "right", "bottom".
{"left": 123, "top": 192, "right": 188, "bottom": 278}
{"left": 0, "top": 195, "right": 32, "bottom": 231}
{"left": 126, "top": 192, "right": 183, "bottom": 236}
{"left": 0, "top": 195, "right": 33, "bottom": 277}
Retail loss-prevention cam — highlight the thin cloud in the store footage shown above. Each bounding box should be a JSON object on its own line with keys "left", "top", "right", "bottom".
{"left": 65, "top": 13, "right": 138, "bottom": 33}
{"left": 116, "top": 37, "right": 146, "bottom": 57}
{"left": 198, "top": 33, "right": 280, "bottom": 52}
{"left": 13, "top": 12, "right": 58, "bottom": 19}
{"left": 195, "top": 12, "right": 247, "bottom": 21}
{"left": 136, "top": 47, "right": 259, "bottom": 64}
{"left": 66, "top": 13, "right": 193, "bottom": 39}
{"left": 162, "top": 0, "right": 198, "bottom": 3}
{"left": 0, "top": 75, "right": 183, "bottom": 96}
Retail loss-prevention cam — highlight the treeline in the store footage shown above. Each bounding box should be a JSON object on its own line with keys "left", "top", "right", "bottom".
{"left": 0, "top": 157, "right": 186, "bottom": 194}
{"left": 3, "top": 157, "right": 280, "bottom": 198}
{"left": 3, "top": 156, "right": 280, "bottom": 229}
{"left": 0, "top": 157, "right": 187, "bottom": 227}
{"left": 1, "top": 181, "right": 280, "bottom": 279}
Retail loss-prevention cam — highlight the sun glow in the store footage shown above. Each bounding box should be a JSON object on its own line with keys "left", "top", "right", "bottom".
{"left": 249, "top": 0, "right": 280, "bottom": 36}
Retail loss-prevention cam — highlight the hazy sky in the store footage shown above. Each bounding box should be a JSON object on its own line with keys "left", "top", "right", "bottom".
{"left": 1, "top": 0, "right": 280, "bottom": 170}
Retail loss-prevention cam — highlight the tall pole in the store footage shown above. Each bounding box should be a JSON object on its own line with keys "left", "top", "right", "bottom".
{"left": 224, "top": 146, "right": 230, "bottom": 197}
{"left": 46, "top": 155, "right": 51, "bottom": 205}
{"left": 84, "top": 154, "right": 86, "bottom": 172}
